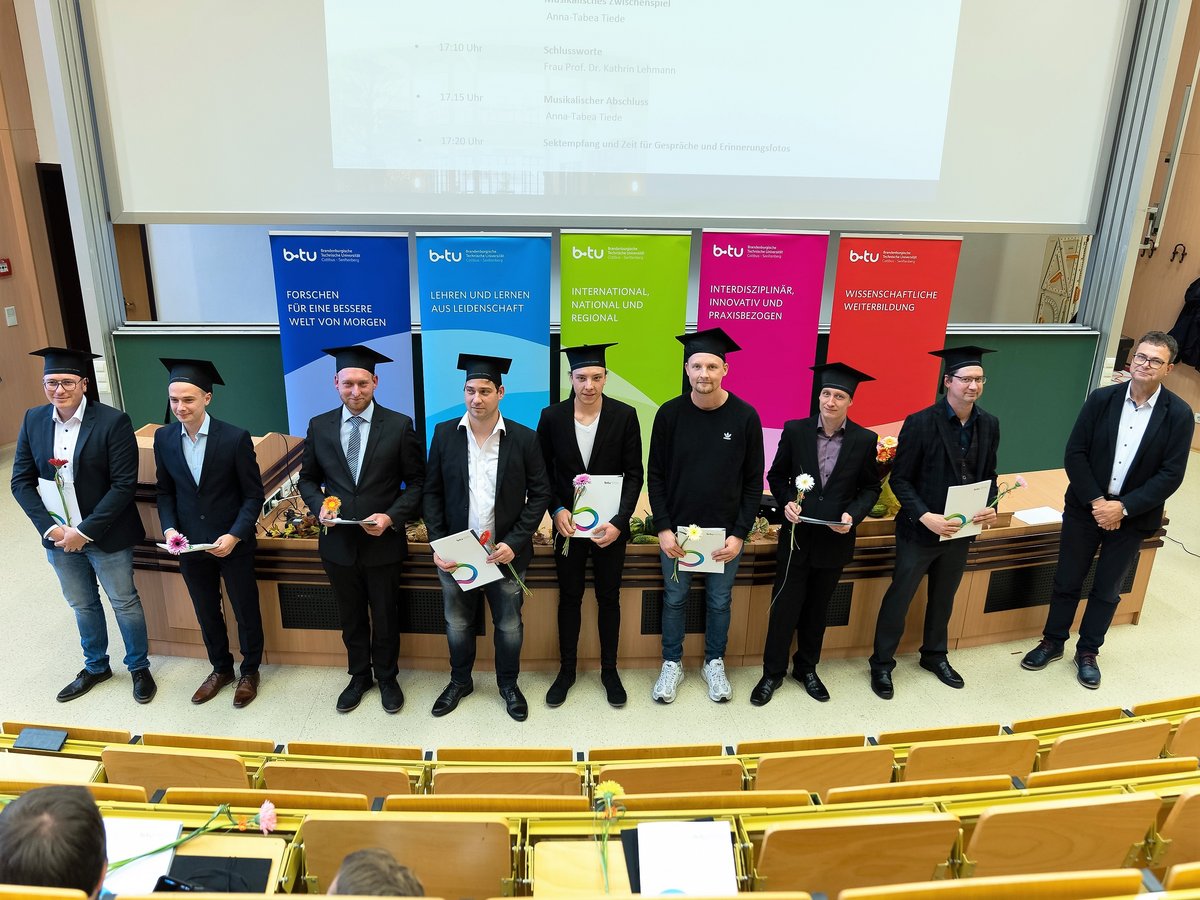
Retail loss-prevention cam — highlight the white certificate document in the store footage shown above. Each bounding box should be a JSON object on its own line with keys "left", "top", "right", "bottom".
{"left": 637, "top": 820, "right": 739, "bottom": 895}
{"left": 101, "top": 816, "right": 183, "bottom": 895}
{"left": 38, "top": 477, "right": 81, "bottom": 527}
{"left": 430, "top": 530, "right": 505, "bottom": 591}
{"left": 1014, "top": 506, "right": 1064, "bottom": 525}
{"left": 570, "top": 475, "right": 623, "bottom": 539}
{"left": 940, "top": 479, "right": 992, "bottom": 541}
{"left": 156, "top": 542, "right": 219, "bottom": 554}
{"left": 676, "top": 527, "right": 726, "bottom": 573}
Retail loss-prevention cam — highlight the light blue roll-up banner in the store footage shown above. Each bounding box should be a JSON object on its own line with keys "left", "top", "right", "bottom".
{"left": 269, "top": 232, "right": 413, "bottom": 436}
{"left": 416, "top": 234, "right": 551, "bottom": 441}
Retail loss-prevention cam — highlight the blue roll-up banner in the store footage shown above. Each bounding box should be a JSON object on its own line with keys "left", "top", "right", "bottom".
{"left": 416, "top": 234, "right": 551, "bottom": 441}
{"left": 269, "top": 232, "right": 414, "bottom": 436}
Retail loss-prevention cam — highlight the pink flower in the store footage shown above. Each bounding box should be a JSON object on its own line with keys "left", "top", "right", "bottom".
{"left": 166, "top": 533, "right": 190, "bottom": 555}
{"left": 1015, "top": 475, "right": 1028, "bottom": 488}
{"left": 257, "top": 799, "right": 277, "bottom": 834}
{"left": 572, "top": 473, "right": 591, "bottom": 487}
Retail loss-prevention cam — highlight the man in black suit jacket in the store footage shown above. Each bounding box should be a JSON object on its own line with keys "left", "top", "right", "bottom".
{"left": 424, "top": 354, "right": 551, "bottom": 722}
{"left": 536, "top": 343, "right": 644, "bottom": 708}
{"left": 298, "top": 345, "right": 425, "bottom": 715}
{"left": 154, "top": 359, "right": 265, "bottom": 708}
{"left": 10, "top": 347, "right": 155, "bottom": 704}
{"left": 869, "top": 346, "right": 1000, "bottom": 700}
{"left": 1022, "top": 331, "right": 1195, "bottom": 688}
{"left": 753, "top": 363, "right": 882, "bottom": 706}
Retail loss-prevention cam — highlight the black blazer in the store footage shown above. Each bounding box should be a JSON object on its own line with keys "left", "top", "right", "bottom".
{"left": 1063, "top": 382, "right": 1195, "bottom": 532}
{"left": 535, "top": 397, "right": 644, "bottom": 538}
{"left": 154, "top": 416, "right": 264, "bottom": 548}
{"left": 767, "top": 416, "right": 882, "bottom": 569}
{"left": 423, "top": 416, "right": 552, "bottom": 571}
{"left": 11, "top": 400, "right": 145, "bottom": 552}
{"left": 890, "top": 399, "right": 1000, "bottom": 546}
{"left": 297, "top": 403, "right": 425, "bottom": 568}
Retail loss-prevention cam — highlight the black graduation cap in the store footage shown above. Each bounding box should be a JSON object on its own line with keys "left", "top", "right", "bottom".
{"left": 811, "top": 362, "right": 875, "bottom": 397}
{"left": 561, "top": 342, "right": 616, "bottom": 371}
{"left": 322, "top": 345, "right": 392, "bottom": 374}
{"left": 930, "top": 345, "right": 994, "bottom": 373}
{"left": 30, "top": 347, "right": 99, "bottom": 377}
{"left": 160, "top": 358, "right": 224, "bottom": 393}
{"left": 675, "top": 327, "right": 741, "bottom": 361}
{"left": 457, "top": 353, "right": 512, "bottom": 386}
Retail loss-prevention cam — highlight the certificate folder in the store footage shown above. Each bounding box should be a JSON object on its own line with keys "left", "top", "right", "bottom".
{"left": 429, "top": 530, "right": 505, "bottom": 590}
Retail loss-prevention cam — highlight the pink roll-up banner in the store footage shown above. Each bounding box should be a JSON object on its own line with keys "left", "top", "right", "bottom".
{"left": 697, "top": 231, "right": 829, "bottom": 484}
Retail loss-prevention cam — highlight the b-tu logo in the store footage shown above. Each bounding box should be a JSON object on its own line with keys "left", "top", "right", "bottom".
{"left": 427, "top": 249, "right": 463, "bottom": 263}
{"left": 281, "top": 248, "right": 316, "bottom": 263}
{"left": 711, "top": 244, "right": 744, "bottom": 258}
{"left": 571, "top": 246, "right": 605, "bottom": 259}
{"left": 848, "top": 250, "right": 880, "bottom": 263}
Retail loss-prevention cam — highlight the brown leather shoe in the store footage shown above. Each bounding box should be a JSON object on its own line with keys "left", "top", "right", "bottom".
{"left": 232, "top": 673, "right": 260, "bottom": 708}
{"left": 191, "top": 671, "right": 234, "bottom": 704}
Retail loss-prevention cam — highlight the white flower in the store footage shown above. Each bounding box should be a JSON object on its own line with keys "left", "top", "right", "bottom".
{"left": 685, "top": 524, "right": 703, "bottom": 542}
{"left": 881, "top": 436, "right": 898, "bottom": 448}
{"left": 795, "top": 474, "right": 816, "bottom": 493}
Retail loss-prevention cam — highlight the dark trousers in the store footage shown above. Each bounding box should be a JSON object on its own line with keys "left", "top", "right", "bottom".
{"left": 438, "top": 567, "right": 525, "bottom": 688}
{"left": 870, "top": 536, "right": 971, "bottom": 672}
{"left": 323, "top": 559, "right": 402, "bottom": 682}
{"left": 761, "top": 545, "right": 843, "bottom": 678}
{"left": 1042, "top": 503, "right": 1144, "bottom": 655}
{"left": 179, "top": 548, "right": 263, "bottom": 676}
{"left": 553, "top": 534, "right": 625, "bottom": 670}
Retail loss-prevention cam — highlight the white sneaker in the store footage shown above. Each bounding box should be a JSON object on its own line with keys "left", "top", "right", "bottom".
{"left": 702, "top": 657, "right": 732, "bottom": 702}
{"left": 652, "top": 660, "right": 684, "bottom": 704}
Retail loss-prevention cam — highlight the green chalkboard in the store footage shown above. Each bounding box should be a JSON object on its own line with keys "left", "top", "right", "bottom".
{"left": 112, "top": 330, "right": 291, "bottom": 436}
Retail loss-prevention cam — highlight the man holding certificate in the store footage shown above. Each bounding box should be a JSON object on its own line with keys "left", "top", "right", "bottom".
{"left": 536, "top": 343, "right": 644, "bottom": 708}
{"left": 752, "top": 363, "right": 882, "bottom": 706}
{"left": 11, "top": 347, "right": 154, "bottom": 704}
{"left": 298, "top": 345, "right": 425, "bottom": 715}
{"left": 868, "top": 346, "right": 999, "bottom": 699}
{"left": 648, "top": 328, "right": 765, "bottom": 704}
{"left": 424, "top": 354, "right": 551, "bottom": 721}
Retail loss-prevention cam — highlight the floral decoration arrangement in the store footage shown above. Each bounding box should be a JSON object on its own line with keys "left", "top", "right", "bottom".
{"left": 870, "top": 436, "right": 901, "bottom": 518}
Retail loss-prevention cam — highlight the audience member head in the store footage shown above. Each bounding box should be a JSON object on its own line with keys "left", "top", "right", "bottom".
{"left": 328, "top": 847, "right": 424, "bottom": 896}
{"left": 0, "top": 785, "right": 107, "bottom": 898}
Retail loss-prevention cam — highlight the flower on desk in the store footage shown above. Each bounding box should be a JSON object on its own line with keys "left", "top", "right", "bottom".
{"left": 593, "top": 780, "right": 626, "bottom": 892}
{"left": 478, "top": 530, "right": 532, "bottom": 596}
{"left": 166, "top": 532, "right": 190, "bottom": 555}
{"left": 107, "top": 800, "right": 277, "bottom": 873}
{"left": 562, "top": 474, "right": 592, "bottom": 557}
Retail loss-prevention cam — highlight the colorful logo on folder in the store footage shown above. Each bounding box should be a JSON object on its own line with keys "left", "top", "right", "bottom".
{"left": 678, "top": 550, "right": 706, "bottom": 568}
{"left": 572, "top": 507, "right": 600, "bottom": 531}
{"left": 453, "top": 563, "right": 479, "bottom": 585}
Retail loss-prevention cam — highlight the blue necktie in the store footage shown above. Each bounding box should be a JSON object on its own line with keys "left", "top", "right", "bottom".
{"left": 346, "top": 416, "right": 364, "bottom": 482}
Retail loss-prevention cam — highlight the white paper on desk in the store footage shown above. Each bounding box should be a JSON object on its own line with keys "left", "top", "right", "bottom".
{"left": 1014, "top": 506, "right": 1064, "bottom": 526}
{"left": 38, "top": 477, "right": 81, "bottom": 527}
{"left": 637, "top": 820, "right": 739, "bottom": 895}
{"left": 156, "top": 542, "right": 219, "bottom": 554}
{"left": 102, "top": 816, "right": 183, "bottom": 894}
{"left": 940, "top": 480, "right": 992, "bottom": 541}
{"left": 429, "top": 530, "right": 505, "bottom": 591}
{"left": 569, "top": 475, "right": 623, "bottom": 539}
{"left": 676, "top": 527, "right": 726, "bottom": 573}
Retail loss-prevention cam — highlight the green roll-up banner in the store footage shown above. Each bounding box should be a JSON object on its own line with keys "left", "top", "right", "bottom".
{"left": 559, "top": 231, "right": 692, "bottom": 463}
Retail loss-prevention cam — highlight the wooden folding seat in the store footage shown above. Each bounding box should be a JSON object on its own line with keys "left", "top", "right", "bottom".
{"left": 1167, "top": 860, "right": 1200, "bottom": 890}
{"left": 958, "top": 790, "right": 1162, "bottom": 877}
{"left": 2, "top": 720, "right": 132, "bottom": 743}
{"left": 0, "top": 779, "right": 147, "bottom": 802}
{"left": 1025, "top": 756, "right": 1198, "bottom": 790}
{"left": 430, "top": 766, "right": 584, "bottom": 796}
{"left": 436, "top": 745, "right": 573, "bottom": 762}
{"left": 902, "top": 735, "right": 1038, "bottom": 782}
{"left": 384, "top": 793, "right": 590, "bottom": 813}
{"left": 162, "top": 785, "right": 370, "bottom": 811}
{"left": 878, "top": 722, "right": 1001, "bottom": 746}
{"left": 752, "top": 746, "right": 894, "bottom": 802}
{"left": 258, "top": 759, "right": 414, "bottom": 798}
{"left": 1132, "top": 694, "right": 1200, "bottom": 717}
{"left": 619, "top": 789, "right": 812, "bottom": 812}
{"left": 1168, "top": 713, "right": 1200, "bottom": 758}
{"left": 588, "top": 742, "right": 723, "bottom": 762}
{"left": 839, "top": 868, "right": 1144, "bottom": 899}
{"left": 285, "top": 739, "right": 423, "bottom": 761}
{"left": 0, "top": 888, "right": 87, "bottom": 899}
{"left": 735, "top": 734, "right": 865, "bottom": 755}
{"left": 752, "top": 812, "right": 959, "bottom": 895}
{"left": 141, "top": 731, "right": 275, "bottom": 753}
{"left": 595, "top": 759, "right": 745, "bottom": 794}
{"left": 0, "top": 752, "right": 101, "bottom": 785}
{"left": 1040, "top": 718, "right": 1170, "bottom": 770}
{"left": 826, "top": 774, "right": 1012, "bottom": 805}
{"left": 100, "top": 744, "right": 249, "bottom": 795}
{"left": 1147, "top": 787, "right": 1200, "bottom": 871}
{"left": 1009, "top": 707, "right": 1128, "bottom": 733}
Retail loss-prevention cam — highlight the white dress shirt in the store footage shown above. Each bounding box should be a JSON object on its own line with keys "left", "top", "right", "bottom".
{"left": 45, "top": 395, "right": 87, "bottom": 539}
{"left": 341, "top": 401, "right": 375, "bottom": 482}
{"left": 574, "top": 410, "right": 600, "bottom": 469}
{"left": 1108, "top": 385, "right": 1160, "bottom": 497}
{"left": 181, "top": 412, "right": 210, "bottom": 485}
{"left": 460, "top": 412, "right": 505, "bottom": 541}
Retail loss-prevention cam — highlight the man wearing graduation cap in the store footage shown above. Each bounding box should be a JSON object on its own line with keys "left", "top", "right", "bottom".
{"left": 298, "top": 345, "right": 425, "bottom": 714}
{"left": 11, "top": 347, "right": 155, "bottom": 703}
{"left": 536, "top": 343, "right": 644, "bottom": 708}
{"left": 868, "top": 346, "right": 1000, "bottom": 699}
{"left": 153, "top": 359, "right": 266, "bottom": 707}
{"left": 647, "top": 327, "right": 765, "bottom": 704}
{"left": 752, "top": 363, "right": 882, "bottom": 706}
{"left": 424, "top": 354, "right": 551, "bottom": 721}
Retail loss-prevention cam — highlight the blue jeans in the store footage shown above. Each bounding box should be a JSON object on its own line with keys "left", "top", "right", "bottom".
{"left": 47, "top": 545, "right": 150, "bottom": 673}
{"left": 438, "top": 568, "right": 524, "bottom": 688}
{"left": 659, "top": 548, "right": 742, "bottom": 663}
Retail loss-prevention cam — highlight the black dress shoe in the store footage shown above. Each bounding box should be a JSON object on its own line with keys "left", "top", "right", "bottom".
{"left": 57, "top": 667, "right": 112, "bottom": 702}
{"left": 794, "top": 670, "right": 831, "bottom": 702}
{"left": 1021, "top": 640, "right": 1064, "bottom": 671}
{"left": 500, "top": 684, "right": 529, "bottom": 721}
{"left": 1074, "top": 652, "right": 1102, "bottom": 689}
{"left": 870, "top": 669, "right": 894, "bottom": 700}
{"left": 131, "top": 668, "right": 157, "bottom": 704}
{"left": 920, "top": 658, "right": 965, "bottom": 689}
{"left": 750, "top": 676, "right": 784, "bottom": 706}
{"left": 545, "top": 669, "right": 576, "bottom": 707}
{"left": 601, "top": 668, "right": 627, "bottom": 708}
{"left": 431, "top": 680, "right": 473, "bottom": 717}
{"left": 379, "top": 678, "right": 404, "bottom": 714}
{"left": 336, "top": 676, "right": 374, "bottom": 713}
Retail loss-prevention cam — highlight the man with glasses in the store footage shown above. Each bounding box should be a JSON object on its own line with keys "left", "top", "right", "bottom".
{"left": 868, "top": 346, "right": 999, "bottom": 700}
{"left": 1022, "top": 331, "right": 1194, "bottom": 688}
{"left": 11, "top": 347, "right": 155, "bottom": 704}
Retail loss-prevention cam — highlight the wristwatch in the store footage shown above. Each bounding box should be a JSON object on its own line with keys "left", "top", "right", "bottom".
{"left": 1121, "top": 504, "right": 1129, "bottom": 517}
